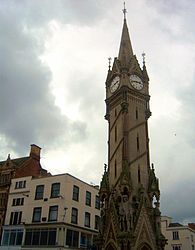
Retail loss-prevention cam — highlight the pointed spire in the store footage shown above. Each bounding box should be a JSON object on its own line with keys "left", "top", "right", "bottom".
{"left": 118, "top": 3, "right": 134, "bottom": 64}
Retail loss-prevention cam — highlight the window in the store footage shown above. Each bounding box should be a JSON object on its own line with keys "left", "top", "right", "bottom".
{"left": 85, "top": 212, "right": 90, "bottom": 227}
{"left": 138, "top": 165, "right": 141, "bottom": 183}
{"left": 172, "top": 245, "right": 181, "bottom": 250}
{"left": 173, "top": 231, "right": 179, "bottom": 240}
{"left": 137, "top": 134, "right": 140, "bottom": 151}
{"left": 115, "top": 108, "right": 117, "bottom": 117}
{"left": 9, "top": 211, "right": 22, "bottom": 225}
{"left": 115, "top": 126, "right": 117, "bottom": 142}
{"left": 95, "top": 195, "right": 100, "bottom": 209}
{"left": 192, "top": 235, "right": 194, "bottom": 242}
{"left": 12, "top": 198, "right": 24, "bottom": 206}
{"left": 86, "top": 191, "right": 91, "bottom": 206}
{"left": 95, "top": 215, "right": 100, "bottom": 230}
{"left": 192, "top": 245, "right": 194, "bottom": 250}
{"left": 71, "top": 208, "right": 78, "bottom": 224}
{"left": 72, "top": 185, "right": 79, "bottom": 201}
{"left": 50, "top": 183, "right": 60, "bottom": 198}
{"left": 66, "top": 229, "right": 79, "bottom": 248}
{"left": 0, "top": 192, "right": 7, "bottom": 207}
{"left": 0, "top": 173, "right": 10, "bottom": 185}
{"left": 24, "top": 228, "right": 56, "bottom": 246}
{"left": 32, "top": 207, "right": 42, "bottom": 222}
{"left": 80, "top": 233, "right": 92, "bottom": 249}
{"left": 48, "top": 206, "right": 58, "bottom": 221}
{"left": 2, "top": 229, "right": 23, "bottom": 246}
{"left": 15, "top": 180, "right": 26, "bottom": 189}
{"left": 136, "top": 107, "right": 138, "bottom": 119}
{"left": 114, "top": 160, "right": 117, "bottom": 178}
{"left": 35, "top": 185, "right": 44, "bottom": 200}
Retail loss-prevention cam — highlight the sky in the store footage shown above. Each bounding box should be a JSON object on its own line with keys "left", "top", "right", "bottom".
{"left": 0, "top": 0, "right": 195, "bottom": 223}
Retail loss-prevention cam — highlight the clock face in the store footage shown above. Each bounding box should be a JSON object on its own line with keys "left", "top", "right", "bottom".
{"left": 110, "top": 76, "right": 120, "bottom": 93}
{"left": 129, "top": 74, "right": 143, "bottom": 90}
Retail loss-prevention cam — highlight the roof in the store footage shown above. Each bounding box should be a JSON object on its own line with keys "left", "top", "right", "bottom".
{"left": 169, "top": 223, "right": 183, "bottom": 227}
{"left": 0, "top": 157, "right": 30, "bottom": 169}
{"left": 188, "top": 223, "right": 195, "bottom": 230}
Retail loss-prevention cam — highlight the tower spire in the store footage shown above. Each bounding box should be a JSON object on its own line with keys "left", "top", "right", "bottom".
{"left": 118, "top": 3, "right": 134, "bottom": 64}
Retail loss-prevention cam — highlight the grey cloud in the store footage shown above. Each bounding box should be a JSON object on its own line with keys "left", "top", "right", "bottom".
{"left": 161, "top": 180, "right": 195, "bottom": 222}
{"left": 0, "top": 1, "right": 87, "bottom": 154}
{"left": 5, "top": 0, "right": 110, "bottom": 28}
{"left": 147, "top": 0, "right": 194, "bottom": 13}
{"left": 177, "top": 76, "right": 195, "bottom": 148}
{"left": 151, "top": 113, "right": 195, "bottom": 222}
{"left": 65, "top": 73, "right": 104, "bottom": 118}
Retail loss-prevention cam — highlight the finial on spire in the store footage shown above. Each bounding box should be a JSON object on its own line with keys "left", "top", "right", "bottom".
{"left": 108, "top": 57, "right": 112, "bottom": 70}
{"left": 142, "top": 52, "right": 146, "bottom": 66}
{"left": 122, "top": 2, "right": 127, "bottom": 20}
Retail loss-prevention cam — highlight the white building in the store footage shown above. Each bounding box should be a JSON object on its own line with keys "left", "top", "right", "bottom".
{"left": 161, "top": 216, "right": 195, "bottom": 250}
{"left": 0, "top": 174, "right": 100, "bottom": 249}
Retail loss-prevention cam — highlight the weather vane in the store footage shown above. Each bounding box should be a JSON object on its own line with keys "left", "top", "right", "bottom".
{"left": 108, "top": 57, "right": 112, "bottom": 70}
{"left": 142, "top": 52, "right": 146, "bottom": 66}
{"left": 122, "top": 2, "right": 127, "bottom": 19}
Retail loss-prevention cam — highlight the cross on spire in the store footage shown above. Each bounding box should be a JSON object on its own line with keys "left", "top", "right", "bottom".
{"left": 122, "top": 2, "right": 127, "bottom": 19}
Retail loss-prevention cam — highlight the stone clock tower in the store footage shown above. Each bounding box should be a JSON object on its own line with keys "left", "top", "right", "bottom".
{"left": 96, "top": 7, "right": 166, "bottom": 250}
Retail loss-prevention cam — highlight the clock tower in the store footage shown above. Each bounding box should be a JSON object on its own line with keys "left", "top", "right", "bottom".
{"left": 96, "top": 6, "right": 166, "bottom": 250}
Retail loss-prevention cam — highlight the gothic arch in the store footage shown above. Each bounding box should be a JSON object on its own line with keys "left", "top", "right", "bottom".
{"left": 138, "top": 242, "right": 152, "bottom": 250}
{"left": 105, "top": 245, "right": 116, "bottom": 250}
{"left": 105, "top": 240, "right": 117, "bottom": 250}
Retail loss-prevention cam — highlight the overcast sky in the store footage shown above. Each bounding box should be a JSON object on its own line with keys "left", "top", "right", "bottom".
{"left": 1, "top": 0, "right": 195, "bottom": 223}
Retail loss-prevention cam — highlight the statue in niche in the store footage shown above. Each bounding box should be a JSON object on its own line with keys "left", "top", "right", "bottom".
{"left": 118, "top": 193, "right": 132, "bottom": 232}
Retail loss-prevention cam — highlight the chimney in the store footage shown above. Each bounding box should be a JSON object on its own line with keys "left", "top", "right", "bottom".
{"left": 30, "top": 144, "right": 41, "bottom": 161}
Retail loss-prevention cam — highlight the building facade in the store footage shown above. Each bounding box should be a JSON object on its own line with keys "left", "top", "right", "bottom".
{"left": 0, "top": 144, "right": 49, "bottom": 240}
{"left": 1, "top": 173, "right": 100, "bottom": 249}
{"left": 161, "top": 216, "right": 195, "bottom": 250}
{"left": 96, "top": 8, "right": 166, "bottom": 250}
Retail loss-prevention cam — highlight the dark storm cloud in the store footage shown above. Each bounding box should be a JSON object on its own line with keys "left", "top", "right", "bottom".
{"left": 0, "top": 1, "right": 89, "bottom": 154}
